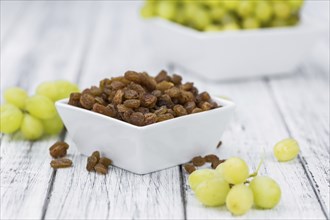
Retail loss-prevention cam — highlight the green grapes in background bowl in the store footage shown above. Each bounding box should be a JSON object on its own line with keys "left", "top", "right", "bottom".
{"left": 0, "top": 80, "right": 79, "bottom": 140}
{"left": 141, "top": 0, "right": 304, "bottom": 32}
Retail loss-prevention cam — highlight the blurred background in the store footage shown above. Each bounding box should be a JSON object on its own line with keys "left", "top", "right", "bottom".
{"left": 1, "top": 0, "right": 329, "bottom": 93}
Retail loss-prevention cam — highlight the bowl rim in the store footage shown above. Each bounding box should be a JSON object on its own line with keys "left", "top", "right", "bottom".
{"left": 144, "top": 17, "right": 327, "bottom": 39}
{"left": 55, "top": 96, "right": 235, "bottom": 130}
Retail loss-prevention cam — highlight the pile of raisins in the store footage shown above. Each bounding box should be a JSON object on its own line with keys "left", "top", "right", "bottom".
{"left": 68, "top": 70, "right": 219, "bottom": 126}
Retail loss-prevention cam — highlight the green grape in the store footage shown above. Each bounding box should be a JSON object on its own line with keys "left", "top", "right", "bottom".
{"left": 0, "top": 104, "right": 23, "bottom": 134}
{"left": 243, "top": 17, "right": 260, "bottom": 29}
{"left": 226, "top": 184, "right": 254, "bottom": 215}
{"left": 288, "top": 0, "right": 304, "bottom": 10}
{"left": 141, "top": 2, "right": 156, "bottom": 18}
{"left": 273, "top": 1, "right": 292, "bottom": 20}
{"left": 237, "top": 1, "right": 255, "bottom": 18}
{"left": 255, "top": 1, "right": 273, "bottom": 23}
{"left": 223, "top": 22, "right": 240, "bottom": 31}
{"left": 222, "top": 157, "right": 249, "bottom": 184}
{"left": 210, "top": 7, "right": 226, "bottom": 20}
{"left": 204, "top": 24, "right": 222, "bottom": 32}
{"left": 222, "top": 13, "right": 237, "bottom": 24}
{"left": 288, "top": 15, "right": 299, "bottom": 26}
{"left": 273, "top": 138, "right": 300, "bottom": 162}
{"left": 4, "top": 87, "right": 28, "bottom": 109}
{"left": 183, "top": 2, "right": 199, "bottom": 20}
{"left": 215, "top": 162, "right": 224, "bottom": 176}
{"left": 250, "top": 176, "right": 281, "bottom": 209}
{"left": 36, "top": 81, "right": 59, "bottom": 101}
{"left": 192, "top": 7, "right": 211, "bottom": 30}
{"left": 25, "top": 95, "right": 57, "bottom": 119}
{"left": 188, "top": 169, "right": 220, "bottom": 191}
{"left": 54, "top": 80, "right": 79, "bottom": 101}
{"left": 271, "top": 19, "right": 288, "bottom": 27}
{"left": 21, "top": 114, "right": 44, "bottom": 140}
{"left": 222, "top": 0, "right": 239, "bottom": 11}
{"left": 42, "top": 113, "right": 64, "bottom": 135}
{"left": 156, "top": 1, "right": 176, "bottom": 20}
{"left": 195, "top": 177, "right": 230, "bottom": 206}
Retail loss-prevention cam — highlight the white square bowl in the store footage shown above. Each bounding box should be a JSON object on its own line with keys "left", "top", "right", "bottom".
{"left": 55, "top": 97, "right": 235, "bottom": 174}
{"left": 143, "top": 18, "right": 326, "bottom": 81}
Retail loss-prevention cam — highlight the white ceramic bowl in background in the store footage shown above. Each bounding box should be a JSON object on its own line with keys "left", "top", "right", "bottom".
{"left": 56, "top": 97, "right": 235, "bottom": 174}
{"left": 143, "top": 18, "right": 326, "bottom": 81}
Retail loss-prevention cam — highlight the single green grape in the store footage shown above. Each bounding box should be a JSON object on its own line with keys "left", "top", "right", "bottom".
{"left": 255, "top": 1, "right": 273, "bottom": 23}
{"left": 156, "top": 1, "right": 176, "bottom": 20}
{"left": 54, "top": 80, "right": 79, "bottom": 101}
{"left": 237, "top": 1, "right": 255, "bottom": 18}
{"left": 223, "top": 22, "right": 240, "bottom": 31}
{"left": 188, "top": 169, "right": 220, "bottom": 191}
{"left": 195, "top": 177, "right": 230, "bottom": 207}
{"left": 25, "top": 95, "right": 57, "bottom": 119}
{"left": 4, "top": 87, "right": 28, "bottom": 109}
{"left": 222, "top": 0, "right": 239, "bottom": 11}
{"left": 42, "top": 113, "right": 64, "bottom": 135}
{"left": 183, "top": 2, "right": 200, "bottom": 20}
{"left": 273, "top": 138, "right": 300, "bottom": 162}
{"left": 273, "top": 1, "right": 292, "bottom": 20}
{"left": 191, "top": 8, "right": 211, "bottom": 30}
{"left": 0, "top": 104, "right": 23, "bottom": 134}
{"left": 226, "top": 184, "right": 254, "bottom": 215}
{"left": 222, "top": 157, "right": 249, "bottom": 184}
{"left": 21, "top": 114, "right": 44, "bottom": 140}
{"left": 215, "top": 162, "right": 224, "bottom": 176}
{"left": 141, "top": 2, "right": 155, "bottom": 18}
{"left": 36, "top": 81, "right": 59, "bottom": 101}
{"left": 210, "top": 7, "right": 226, "bottom": 21}
{"left": 250, "top": 176, "right": 281, "bottom": 209}
{"left": 243, "top": 17, "right": 260, "bottom": 29}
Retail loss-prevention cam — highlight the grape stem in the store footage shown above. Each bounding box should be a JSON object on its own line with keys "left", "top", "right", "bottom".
{"left": 248, "top": 158, "right": 264, "bottom": 178}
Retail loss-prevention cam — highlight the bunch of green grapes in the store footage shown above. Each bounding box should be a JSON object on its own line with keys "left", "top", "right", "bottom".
{"left": 141, "top": 0, "right": 304, "bottom": 32}
{"left": 188, "top": 156, "right": 281, "bottom": 216}
{"left": 1, "top": 80, "right": 79, "bottom": 140}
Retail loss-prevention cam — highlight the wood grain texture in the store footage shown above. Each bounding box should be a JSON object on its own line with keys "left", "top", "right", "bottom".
{"left": 268, "top": 65, "right": 330, "bottom": 217}
{"left": 175, "top": 70, "right": 327, "bottom": 219}
{"left": 1, "top": 2, "right": 96, "bottom": 219}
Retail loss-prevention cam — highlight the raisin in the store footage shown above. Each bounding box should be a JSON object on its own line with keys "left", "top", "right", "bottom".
{"left": 156, "top": 81, "right": 174, "bottom": 91}
{"left": 92, "top": 151, "right": 100, "bottom": 161}
{"left": 95, "top": 96, "right": 107, "bottom": 106}
{"left": 99, "top": 78, "right": 111, "bottom": 90}
{"left": 173, "top": 105, "right": 187, "bottom": 117}
{"left": 136, "top": 107, "right": 150, "bottom": 114}
{"left": 141, "top": 94, "right": 157, "bottom": 108}
{"left": 181, "top": 82, "right": 193, "bottom": 91}
{"left": 68, "top": 92, "right": 81, "bottom": 106}
{"left": 90, "top": 86, "right": 102, "bottom": 96}
{"left": 51, "top": 158, "right": 72, "bottom": 169}
{"left": 112, "top": 89, "right": 124, "bottom": 104}
{"left": 128, "top": 82, "right": 146, "bottom": 95}
{"left": 99, "top": 157, "right": 112, "bottom": 167}
{"left": 94, "top": 163, "right": 108, "bottom": 175}
{"left": 49, "top": 141, "right": 69, "bottom": 158}
{"left": 184, "top": 101, "right": 196, "bottom": 113}
{"left": 184, "top": 164, "right": 196, "bottom": 174}
{"left": 130, "top": 112, "right": 145, "bottom": 126}
{"left": 110, "top": 81, "right": 125, "bottom": 90}
{"left": 86, "top": 155, "right": 98, "bottom": 171}
{"left": 211, "top": 159, "right": 225, "bottom": 169}
{"left": 154, "top": 106, "right": 167, "bottom": 115}
{"left": 192, "top": 156, "right": 205, "bottom": 167}
{"left": 92, "top": 103, "right": 116, "bottom": 117}
{"left": 191, "top": 107, "right": 202, "bottom": 114}
{"left": 144, "top": 113, "right": 157, "bottom": 125}
{"left": 155, "top": 70, "right": 170, "bottom": 83}
{"left": 80, "top": 93, "right": 95, "bottom": 110}
{"left": 157, "top": 94, "right": 174, "bottom": 108}
{"left": 151, "top": 90, "right": 162, "bottom": 97}
{"left": 157, "top": 113, "right": 174, "bottom": 122}
{"left": 200, "top": 102, "right": 212, "bottom": 111}
{"left": 124, "top": 89, "right": 139, "bottom": 99}
{"left": 204, "top": 154, "right": 219, "bottom": 163}
{"left": 171, "top": 74, "right": 182, "bottom": 85}
{"left": 199, "top": 92, "right": 211, "bottom": 102}
{"left": 139, "top": 73, "right": 157, "bottom": 91}
{"left": 180, "top": 91, "right": 195, "bottom": 103}
{"left": 165, "top": 87, "right": 181, "bottom": 98}
{"left": 124, "top": 99, "right": 141, "bottom": 108}
{"left": 124, "top": 70, "right": 141, "bottom": 83}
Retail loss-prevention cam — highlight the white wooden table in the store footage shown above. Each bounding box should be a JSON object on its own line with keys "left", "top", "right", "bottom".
{"left": 1, "top": 1, "right": 329, "bottom": 219}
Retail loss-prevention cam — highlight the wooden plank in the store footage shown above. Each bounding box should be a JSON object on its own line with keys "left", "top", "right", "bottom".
{"left": 268, "top": 64, "right": 330, "bottom": 217}
{"left": 173, "top": 69, "right": 326, "bottom": 219}
{"left": 0, "top": 2, "right": 96, "bottom": 219}
{"left": 45, "top": 2, "right": 185, "bottom": 219}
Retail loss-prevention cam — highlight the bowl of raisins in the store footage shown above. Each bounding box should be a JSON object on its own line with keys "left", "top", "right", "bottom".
{"left": 55, "top": 70, "right": 235, "bottom": 174}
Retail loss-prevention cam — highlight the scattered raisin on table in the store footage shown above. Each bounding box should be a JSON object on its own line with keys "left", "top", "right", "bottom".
{"left": 49, "top": 141, "right": 69, "bottom": 158}
{"left": 51, "top": 158, "right": 72, "bottom": 169}
{"left": 184, "top": 164, "right": 196, "bottom": 174}
{"left": 192, "top": 156, "right": 206, "bottom": 167}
